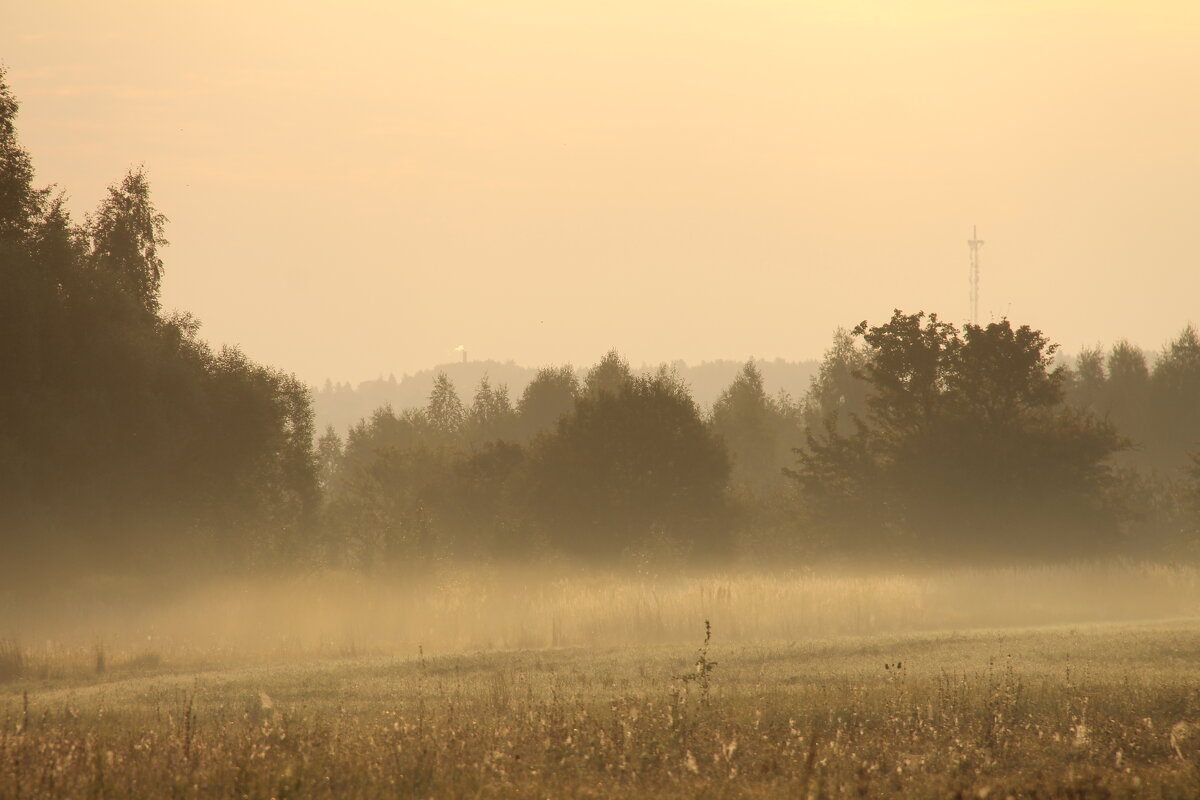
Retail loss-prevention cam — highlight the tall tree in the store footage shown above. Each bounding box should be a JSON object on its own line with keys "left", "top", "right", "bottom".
{"left": 316, "top": 425, "right": 344, "bottom": 495}
{"left": 802, "top": 327, "right": 871, "bottom": 436}
{"left": 1066, "top": 346, "right": 1107, "bottom": 415}
{"left": 426, "top": 371, "right": 465, "bottom": 438}
{"left": 89, "top": 168, "right": 168, "bottom": 312}
{"left": 0, "top": 68, "right": 45, "bottom": 244}
{"left": 0, "top": 77, "right": 322, "bottom": 579}
{"left": 1150, "top": 325, "right": 1200, "bottom": 471}
{"left": 710, "top": 360, "right": 800, "bottom": 489}
{"left": 467, "top": 375, "right": 518, "bottom": 444}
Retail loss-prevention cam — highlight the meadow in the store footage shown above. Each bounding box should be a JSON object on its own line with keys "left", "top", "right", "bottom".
{"left": 2, "top": 563, "right": 1200, "bottom": 798}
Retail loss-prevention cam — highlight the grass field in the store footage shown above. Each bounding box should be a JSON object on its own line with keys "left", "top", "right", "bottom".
{"left": 3, "top": 564, "right": 1200, "bottom": 798}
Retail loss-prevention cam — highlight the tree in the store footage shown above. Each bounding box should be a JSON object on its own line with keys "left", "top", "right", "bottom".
{"left": 853, "top": 311, "right": 958, "bottom": 437}
{"left": 793, "top": 311, "right": 1125, "bottom": 560}
{"left": 1066, "top": 346, "right": 1107, "bottom": 415}
{"left": 316, "top": 425, "right": 344, "bottom": 494}
{"left": 196, "top": 347, "right": 321, "bottom": 562}
{"left": 529, "top": 372, "right": 732, "bottom": 561}
{"left": 1061, "top": 330, "right": 1200, "bottom": 476}
{"left": 442, "top": 440, "right": 531, "bottom": 559}
{"left": 1149, "top": 325, "right": 1200, "bottom": 472}
{"left": 946, "top": 318, "right": 1062, "bottom": 425}
{"left": 426, "top": 371, "right": 465, "bottom": 438}
{"left": 322, "top": 405, "right": 447, "bottom": 569}
{"left": 710, "top": 360, "right": 800, "bottom": 489}
{"left": 466, "top": 375, "right": 518, "bottom": 444}
{"left": 1187, "top": 451, "right": 1200, "bottom": 550}
{"left": 0, "top": 68, "right": 46, "bottom": 244}
{"left": 516, "top": 365, "right": 579, "bottom": 440}
{"left": 584, "top": 349, "right": 633, "bottom": 398}
{"left": 802, "top": 328, "right": 871, "bottom": 436}
{"left": 0, "top": 76, "right": 322, "bottom": 579}
{"left": 89, "top": 168, "right": 168, "bottom": 312}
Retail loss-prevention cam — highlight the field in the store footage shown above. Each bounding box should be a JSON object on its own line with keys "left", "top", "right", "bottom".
{"left": 3, "top": 563, "right": 1200, "bottom": 798}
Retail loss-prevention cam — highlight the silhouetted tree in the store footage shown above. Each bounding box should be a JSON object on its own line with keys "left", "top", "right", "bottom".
{"left": 322, "top": 406, "right": 439, "bottom": 568}
{"left": 793, "top": 311, "right": 1125, "bottom": 560}
{"left": 0, "top": 69, "right": 46, "bottom": 243}
{"left": 426, "top": 371, "right": 465, "bottom": 439}
{"left": 316, "top": 425, "right": 344, "bottom": 494}
{"left": 0, "top": 77, "right": 321, "bottom": 578}
{"left": 1066, "top": 346, "right": 1107, "bottom": 415}
{"left": 802, "top": 328, "right": 872, "bottom": 436}
{"left": 516, "top": 365, "right": 579, "bottom": 440}
{"left": 89, "top": 168, "right": 168, "bottom": 313}
{"left": 710, "top": 360, "right": 801, "bottom": 489}
{"left": 1187, "top": 452, "right": 1200, "bottom": 550}
{"left": 529, "top": 372, "right": 731, "bottom": 561}
{"left": 584, "top": 349, "right": 633, "bottom": 398}
{"left": 441, "top": 440, "right": 532, "bottom": 558}
{"left": 467, "top": 375, "right": 518, "bottom": 444}
{"left": 1149, "top": 326, "right": 1200, "bottom": 471}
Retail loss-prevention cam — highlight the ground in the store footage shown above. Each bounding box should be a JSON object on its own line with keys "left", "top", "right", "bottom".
{"left": 3, "top": 612, "right": 1200, "bottom": 798}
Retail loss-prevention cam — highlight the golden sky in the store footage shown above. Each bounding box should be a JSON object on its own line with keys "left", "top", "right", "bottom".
{"left": 5, "top": 1, "right": 1199, "bottom": 383}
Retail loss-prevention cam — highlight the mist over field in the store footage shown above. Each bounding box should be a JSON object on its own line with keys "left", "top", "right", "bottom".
{"left": 3, "top": 2, "right": 1200, "bottom": 796}
{"left": 5, "top": 564, "right": 1200, "bottom": 671}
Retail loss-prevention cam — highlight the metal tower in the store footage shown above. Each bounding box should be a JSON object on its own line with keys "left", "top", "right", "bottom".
{"left": 968, "top": 226, "right": 984, "bottom": 324}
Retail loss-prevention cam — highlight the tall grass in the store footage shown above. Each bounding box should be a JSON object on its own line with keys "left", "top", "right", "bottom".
{"left": 3, "top": 560, "right": 1198, "bottom": 671}
{"left": 0, "top": 640, "right": 23, "bottom": 682}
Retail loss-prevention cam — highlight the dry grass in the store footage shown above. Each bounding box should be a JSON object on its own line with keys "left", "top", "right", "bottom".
{"left": 2, "top": 562, "right": 1199, "bottom": 797}
{"left": 3, "top": 619, "right": 1200, "bottom": 798}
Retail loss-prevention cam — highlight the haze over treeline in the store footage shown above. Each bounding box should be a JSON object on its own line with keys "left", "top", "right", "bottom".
{"left": 2, "top": 72, "right": 1200, "bottom": 589}
{"left": 314, "top": 358, "right": 819, "bottom": 438}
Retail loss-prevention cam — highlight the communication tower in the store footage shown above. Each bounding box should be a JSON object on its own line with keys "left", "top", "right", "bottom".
{"left": 968, "top": 226, "right": 984, "bottom": 324}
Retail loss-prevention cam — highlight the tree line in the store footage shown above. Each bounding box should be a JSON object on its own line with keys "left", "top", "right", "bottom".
{"left": 314, "top": 316, "right": 1200, "bottom": 569}
{"left": 0, "top": 72, "right": 318, "bottom": 582}
{"left": 311, "top": 358, "right": 819, "bottom": 437}
{"left": 3, "top": 71, "right": 1198, "bottom": 578}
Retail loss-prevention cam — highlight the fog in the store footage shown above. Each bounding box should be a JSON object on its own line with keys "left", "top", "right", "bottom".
{"left": 6, "top": 564, "right": 1200, "bottom": 677}
{"left": 3, "top": 0, "right": 1200, "bottom": 688}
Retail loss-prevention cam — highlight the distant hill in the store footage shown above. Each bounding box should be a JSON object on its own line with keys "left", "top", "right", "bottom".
{"left": 313, "top": 357, "right": 819, "bottom": 435}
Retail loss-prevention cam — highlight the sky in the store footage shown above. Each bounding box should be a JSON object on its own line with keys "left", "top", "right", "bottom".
{"left": 3, "top": 1, "right": 1198, "bottom": 385}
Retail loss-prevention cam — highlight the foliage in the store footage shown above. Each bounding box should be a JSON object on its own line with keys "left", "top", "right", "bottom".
{"left": 0, "top": 70, "right": 319, "bottom": 577}
{"left": 792, "top": 311, "right": 1126, "bottom": 560}
{"left": 0, "top": 70, "right": 46, "bottom": 243}
{"left": 583, "top": 348, "right": 633, "bottom": 398}
{"left": 801, "top": 327, "right": 871, "bottom": 436}
{"left": 465, "top": 375, "right": 519, "bottom": 445}
{"left": 528, "top": 369, "right": 732, "bottom": 561}
{"left": 1066, "top": 334, "right": 1200, "bottom": 473}
{"left": 709, "top": 360, "right": 802, "bottom": 490}
{"left": 425, "top": 371, "right": 466, "bottom": 439}
{"left": 323, "top": 359, "right": 734, "bottom": 566}
{"left": 88, "top": 168, "right": 168, "bottom": 312}
{"left": 323, "top": 376, "right": 536, "bottom": 568}
{"left": 516, "top": 365, "right": 580, "bottom": 441}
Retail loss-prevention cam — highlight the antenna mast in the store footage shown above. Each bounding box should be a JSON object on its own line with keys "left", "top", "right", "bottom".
{"left": 968, "top": 225, "right": 984, "bottom": 324}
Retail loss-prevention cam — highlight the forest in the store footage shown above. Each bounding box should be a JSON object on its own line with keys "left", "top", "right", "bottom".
{"left": 2, "top": 70, "right": 1199, "bottom": 586}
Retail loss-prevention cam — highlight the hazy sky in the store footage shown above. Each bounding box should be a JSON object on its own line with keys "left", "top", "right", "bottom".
{"left": 4, "top": 1, "right": 1198, "bottom": 384}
